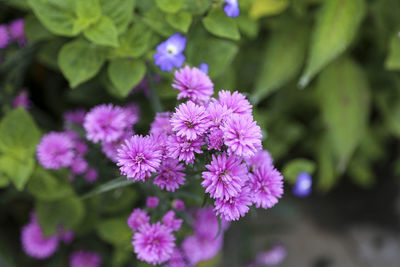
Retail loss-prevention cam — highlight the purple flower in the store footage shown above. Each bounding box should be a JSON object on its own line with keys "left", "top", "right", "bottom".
{"left": 206, "top": 127, "right": 224, "bottom": 151}
{"left": 36, "top": 132, "right": 75, "bottom": 169}
{"left": 150, "top": 112, "right": 173, "bottom": 136}
{"left": 123, "top": 103, "right": 140, "bottom": 126}
{"left": 293, "top": 172, "right": 312, "bottom": 197}
{"left": 13, "top": 91, "right": 30, "bottom": 109}
{"left": 214, "top": 186, "right": 252, "bottom": 221}
{"left": 166, "top": 249, "right": 187, "bottom": 267}
{"left": 102, "top": 130, "right": 132, "bottom": 162}
{"left": 117, "top": 135, "right": 162, "bottom": 181}
{"left": 162, "top": 211, "right": 183, "bottom": 232}
{"left": 70, "top": 250, "right": 102, "bottom": 267}
{"left": 154, "top": 158, "right": 186, "bottom": 192}
{"left": 146, "top": 196, "right": 160, "bottom": 208}
{"left": 218, "top": 90, "right": 252, "bottom": 116}
{"left": 171, "top": 101, "right": 210, "bottom": 140}
{"left": 8, "top": 19, "right": 26, "bottom": 46}
{"left": 0, "top": 24, "right": 10, "bottom": 49}
{"left": 249, "top": 164, "right": 284, "bottom": 209}
{"left": 21, "top": 217, "right": 59, "bottom": 259}
{"left": 172, "top": 66, "right": 214, "bottom": 102}
{"left": 193, "top": 207, "right": 229, "bottom": 239}
{"left": 182, "top": 234, "right": 223, "bottom": 265}
{"left": 224, "top": 0, "right": 240, "bottom": 18}
{"left": 84, "top": 168, "right": 98, "bottom": 183}
{"left": 84, "top": 104, "right": 129, "bottom": 143}
{"left": 154, "top": 33, "right": 187, "bottom": 72}
{"left": 222, "top": 114, "right": 262, "bottom": 158}
{"left": 70, "top": 157, "right": 88, "bottom": 175}
{"left": 206, "top": 100, "right": 231, "bottom": 127}
{"left": 132, "top": 222, "right": 176, "bottom": 265}
{"left": 127, "top": 208, "right": 150, "bottom": 231}
{"left": 202, "top": 152, "right": 248, "bottom": 200}
{"left": 172, "top": 199, "right": 185, "bottom": 211}
{"left": 64, "top": 109, "right": 87, "bottom": 125}
{"left": 256, "top": 244, "right": 287, "bottom": 266}
{"left": 58, "top": 229, "right": 74, "bottom": 244}
{"left": 246, "top": 150, "right": 273, "bottom": 171}
{"left": 199, "top": 63, "right": 209, "bottom": 74}
{"left": 167, "top": 135, "right": 204, "bottom": 164}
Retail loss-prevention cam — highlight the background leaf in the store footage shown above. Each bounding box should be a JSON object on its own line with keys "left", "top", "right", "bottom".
{"left": 0, "top": 155, "right": 34, "bottom": 190}
{"left": 75, "top": 0, "right": 101, "bottom": 29}
{"left": 283, "top": 158, "right": 316, "bottom": 184}
{"left": 96, "top": 218, "right": 131, "bottom": 246}
{"left": 385, "top": 34, "right": 400, "bottom": 70}
{"left": 202, "top": 8, "right": 240, "bottom": 41}
{"left": 99, "top": 0, "right": 135, "bottom": 33}
{"left": 108, "top": 59, "right": 146, "bottom": 97}
{"left": 166, "top": 12, "right": 192, "bottom": 33}
{"left": 84, "top": 16, "right": 119, "bottom": 47}
{"left": 156, "top": 0, "right": 183, "bottom": 13}
{"left": 249, "top": 0, "right": 289, "bottom": 20}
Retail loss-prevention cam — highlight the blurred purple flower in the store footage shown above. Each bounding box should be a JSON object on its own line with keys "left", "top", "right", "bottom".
{"left": 172, "top": 199, "right": 185, "bottom": 211}
{"left": 292, "top": 172, "right": 312, "bottom": 197}
{"left": 0, "top": 24, "right": 10, "bottom": 49}
{"left": 256, "top": 244, "right": 287, "bottom": 266}
{"left": 127, "top": 208, "right": 150, "bottom": 231}
{"left": 13, "top": 91, "right": 30, "bottom": 109}
{"left": 162, "top": 211, "right": 183, "bottom": 232}
{"left": 154, "top": 33, "right": 186, "bottom": 72}
{"left": 70, "top": 250, "right": 102, "bottom": 267}
{"left": 224, "top": 0, "right": 240, "bottom": 18}
{"left": 147, "top": 196, "right": 160, "bottom": 208}
{"left": 154, "top": 158, "right": 186, "bottom": 192}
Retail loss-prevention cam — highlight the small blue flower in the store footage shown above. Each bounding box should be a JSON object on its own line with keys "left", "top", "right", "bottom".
{"left": 153, "top": 33, "right": 187, "bottom": 72}
{"left": 198, "top": 63, "right": 209, "bottom": 74}
{"left": 224, "top": 0, "right": 240, "bottom": 18}
{"left": 292, "top": 172, "right": 312, "bottom": 197}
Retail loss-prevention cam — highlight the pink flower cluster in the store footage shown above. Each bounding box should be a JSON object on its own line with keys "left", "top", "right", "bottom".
{"left": 0, "top": 18, "right": 26, "bottom": 50}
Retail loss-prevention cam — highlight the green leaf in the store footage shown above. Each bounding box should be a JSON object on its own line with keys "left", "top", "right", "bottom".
{"left": 253, "top": 19, "right": 309, "bottom": 103}
{"left": 99, "top": 0, "right": 135, "bottom": 33}
{"left": 317, "top": 56, "right": 370, "bottom": 170}
{"left": 37, "top": 38, "right": 65, "bottom": 70}
{"left": 0, "top": 175, "right": 9, "bottom": 188}
{"left": 75, "top": 0, "right": 101, "bottom": 29}
{"left": 24, "top": 15, "right": 54, "bottom": 42}
{"left": 108, "top": 59, "right": 146, "bottom": 97}
{"left": 202, "top": 8, "right": 240, "bottom": 41}
{"left": 0, "top": 108, "right": 41, "bottom": 156}
{"left": 299, "top": 0, "right": 366, "bottom": 87}
{"left": 143, "top": 8, "right": 176, "bottom": 37}
{"left": 27, "top": 167, "right": 74, "bottom": 201}
{"left": 96, "top": 218, "right": 131, "bottom": 246}
{"left": 236, "top": 15, "right": 259, "bottom": 39}
{"left": 110, "top": 22, "right": 156, "bottom": 59}
{"left": 103, "top": 187, "right": 137, "bottom": 214}
{"left": 385, "top": 34, "right": 400, "bottom": 70}
{"left": 84, "top": 16, "right": 119, "bottom": 47}
{"left": 283, "top": 158, "right": 316, "bottom": 184}
{"left": 348, "top": 157, "right": 374, "bottom": 188}
{"left": 58, "top": 39, "right": 106, "bottom": 88}
{"left": 316, "top": 137, "right": 338, "bottom": 191}
{"left": 37, "top": 195, "right": 85, "bottom": 236}
{"left": 182, "top": 0, "right": 212, "bottom": 15}
{"left": 166, "top": 12, "right": 192, "bottom": 33}
{"left": 249, "top": 0, "right": 289, "bottom": 19}
{"left": 112, "top": 245, "right": 132, "bottom": 267}
{"left": 156, "top": 0, "right": 183, "bottom": 13}
{"left": 0, "top": 155, "right": 34, "bottom": 190}
{"left": 28, "top": 0, "right": 83, "bottom": 37}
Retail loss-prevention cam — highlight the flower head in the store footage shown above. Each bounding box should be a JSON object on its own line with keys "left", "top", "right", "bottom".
{"left": 293, "top": 172, "right": 312, "bottom": 197}
{"left": 36, "top": 132, "right": 75, "bottom": 169}
{"left": 182, "top": 234, "right": 222, "bottom": 265}
{"left": 206, "top": 101, "right": 231, "bottom": 127}
{"left": 154, "top": 33, "right": 186, "bottom": 72}
{"left": 84, "top": 104, "right": 129, "bottom": 143}
{"left": 132, "top": 222, "right": 176, "bottom": 265}
{"left": 102, "top": 130, "right": 132, "bottom": 162}
{"left": 218, "top": 90, "right": 252, "bottom": 115}
{"left": 172, "top": 199, "right": 185, "bottom": 211}
{"left": 146, "top": 196, "right": 160, "bottom": 208}
{"left": 206, "top": 127, "right": 224, "bottom": 151}
{"left": 150, "top": 112, "right": 173, "bottom": 136}
{"left": 0, "top": 24, "right": 10, "bottom": 49}
{"left": 249, "top": 164, "right": 284, "bottom": 209}
{"left": 166, "top": 249, "right": 187, "bottom": 267}
{"left": 256, "top": 244, "right": 287, "bottom": 266}
{"left": 167, "top": 135, "right": 204, "bottom": 164}
{"left": 214, "top": 186, "right": 252, "bottom": 221}
{"left": 154, "top": 158, "right": 186, "bottom": 192}
{"left": 172, "top": 66, "right": 214, "bottom": 102}
{"left": 117, "top": 135, "right": 162, "bottom": 181}
{"left": 85, "top": 168, "right": 98, "bottom": 183}
{"left": 162, "top": 211, "right": 183, "bottom": 232}
{"left": 70, "top": 157, "right": 88, "bottom": 175}
{"left": 127, "top": 208, "right": 150, "bottom": 231}
{"left": 70, "top": 250, "right": 102, "bottom": 267}
{"left": 13, "top": 91, "right": 30, "bottom": 109}
{"left": 246, "top": 150, "right": 273, "bottom": 171}
{"left": 202, "top": 152, "right": 248, "bottom": 200}
{"left": 171, "top": 101, "right": 210, "bottom": 140}
{"left": 222, "top": 114, "right": 262, "bottom": 158}
{"left": 224, "top": 0, "right": 240, "bottom": 18}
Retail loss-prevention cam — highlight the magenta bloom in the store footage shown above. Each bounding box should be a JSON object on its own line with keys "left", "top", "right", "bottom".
{"left": 170, "top": 101, "right": 210, "bottom": 140}
{"left": 249, "top": 164, "right": 284, "bottom": 209}
{"left": 193, "top": 207, "right": 229, "bottom": 239}
{"left": 154, "top": 158, "right": 186, "bottom": 192}
{"left": 218, "top": 90, "right": 252, "bottom": 115}
{"left": 150, "top": 112, "right": 173, "bottom": 136}
{"left": 167, "top": 135, "right": 204, "bottom": 164}
{"left": 214, "top": 186, "right": 252, "bottom": 221}
{"left": 172, "top": 199, "right": 185, "bottom": 211}
{"left": 13, "top": 91, "right": 30, "bottom": 109}
{"left": 162, "top": 211, "right": 183, "bottom": 232}
{"left": 202, "top": 152, "right": 248, "bottom": 200}
{"left": 172, "top": 66, "right": 214, "bottom": 102}
{"left": 206, "top": 101, "right": 231, "bottom": 127}
{"left": 222, "top": 114, "right": 262, "bottom": 158}
{"left": 206, "top": 127, "right": 224, "bottom": 151}
{"left": 21, "top": 220, "right": 59, "bottom": 259}
{"left": 146, "top": 196, "right": 160, "bottom": 208}
{"left": 59, "top": 229, "right": 74, "bottom": 244}
{"left": 37, "top": 132, "right": 75, "bottom": 169}
{"left": 182, "top": 234, "right": 223, "bottom": 265}
{"left": 166, "top": 249, "right": 187, "bottom": 267}
{"left": 123, "top": 103, "right": 140, "bottom": 126}
{"left": 70, "top": 157, "right": 88, "bottom": 175}
{"left": 70, "top": 250, "right": 102, "bottom": 267}
{"left": 0, "top": 24, "right": 9, "bottom": 49}
{"left": 8, "top": 19, "right": 26, "bottom": 45}
{"left": 64, "top": 109, "right": 87, "bottom": 125}
{"left": 117, "top": 135, "right": 162, "bottom": 181}
{"left": 132, "top": 222, "right": 176, "bottom": 265}
{"left": 246, "top": 150, "right": 273, "bottom": 171}
{"left": 256, "top": 244, "right": 287, "bottom": 266}
{"left": 84, "top": 104, "right": 129, "bottom": 143}
{"left": 102, "top": 130, "right": 132, "bottom": 162}
{"left": 84, "top": 168, "right": 98, "bottom": 183}
{"left": 127, "top": 208, "right": 150, "bottom": 231}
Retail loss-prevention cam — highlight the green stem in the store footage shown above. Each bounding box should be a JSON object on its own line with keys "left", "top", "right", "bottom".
{"left": 81, "top": 176, "right": 132, "bottom": 199}
{"left": 146, "top": 70, "right": 163, "bottom": 113}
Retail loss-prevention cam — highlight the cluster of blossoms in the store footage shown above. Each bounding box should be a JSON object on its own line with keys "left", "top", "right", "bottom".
{"left": 115, "top": 65, "right": 284, "bottom": 222}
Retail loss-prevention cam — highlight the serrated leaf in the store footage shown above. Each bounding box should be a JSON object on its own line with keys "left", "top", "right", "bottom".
{"left": 156, "top": 0, "right": 183, "bottom": 13}
{"left": 37, "top": 195, "right": 85, "bottom": 236}
{"left": 142, "top": 7, "right": 176, "bottom": 37}
{"left": 317, "top": 56, "right": 370, "bottom": 170}
{"left": 202, "top": 8, "right": 240, "bottom": 41}
{"left": 249, "top": 0, "right": 289, "bottom": 20}
{"left": 96, "top": 218, "right": 131, "bottom": 246}
{"left": 99, "top": 0, "right": 135, "bottom": 33}
{"left": 108, "top": 59, "right": 146, "bottom": 97}
{"left": 75, "top": 0, "right": 101, "bottom": 29}
{"left": 283, "top": 158, "right": 316, "bottom": 184}
{"left": 166, "top": 12, "right": 192, "bottom": 33}
{"left": 84, "top": 16, "right": 119, "bottom": 47}
{"left": 299, "top": 0, "right": 366, "bottom": 87}
{"left": 58, "top": 39, "right": 106, "bottom": 88}
{"left": 28, "top": 0, "right": 83, "bottom": 37}
{"left": 253, "top": 19, "right": 309, "bottom": 103}
{"left": 385, "top": 34, "right": 400, "bottom": 70}
{"left": 0, "top": 155, "right": 34, "bottom": 190}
